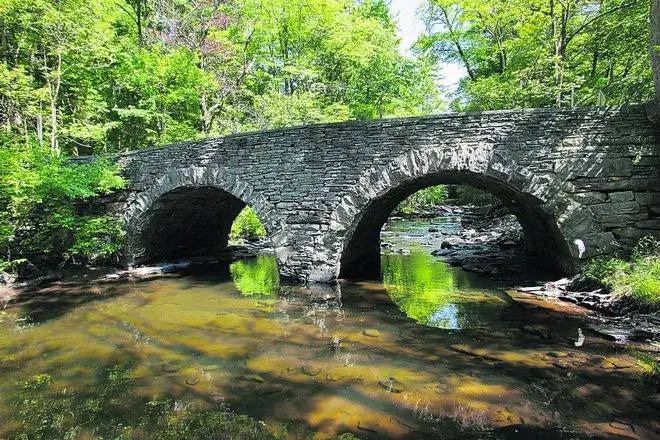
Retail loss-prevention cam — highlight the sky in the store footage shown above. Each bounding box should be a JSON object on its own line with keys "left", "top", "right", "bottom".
{"left": 388, "top": 0, "right": 465, "bottom": 92}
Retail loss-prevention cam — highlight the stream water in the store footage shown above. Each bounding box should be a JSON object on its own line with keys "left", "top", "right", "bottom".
{"left": 0, "top": 218, "right": 658, "bottom": 439}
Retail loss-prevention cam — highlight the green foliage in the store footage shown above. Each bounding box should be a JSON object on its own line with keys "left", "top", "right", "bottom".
{"left": 394, "top": 186, "right": 447, "bottom": 215}
{"left": 631, "top": 350, "right": 660, "bottom": 377}
{"left": 0, "top": 0, "right": 443, "bottom": 267}
{"left": 382, "top": 252, "right": 456, "bottom": 325}
{"left": 0, "top": 138, "right": 126, "bottom": 270}
{"left": 230, "top": 255, "right": 280, "bottom": 296}
{"left": 417, "top": 0, "right": 653, "bottom": 110}
{"left": 0, "top": 0, "right": 442, "bottom": 154}
{"left": 230, "top": 207, "right": 267, "bottom": 242}
{"left": 585, "top": 236, "right": 660, "bottom": 309}
{"left": 454, "top": 186, "right": 499, "bottom": 207}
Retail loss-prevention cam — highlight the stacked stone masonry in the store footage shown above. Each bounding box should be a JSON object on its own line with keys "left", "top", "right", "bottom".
{"left": 78, "top": 105, "right": 660, "bottom": 282}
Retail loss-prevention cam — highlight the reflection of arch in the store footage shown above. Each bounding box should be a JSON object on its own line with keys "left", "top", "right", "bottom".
{"left": 320, "top": 147, "right": 574, "bottom": 281}
{"left": 122, "top": 166, "right": 278, "bottom": 265}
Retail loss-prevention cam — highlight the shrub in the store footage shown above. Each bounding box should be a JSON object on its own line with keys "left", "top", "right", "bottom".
{"left": 230, "top": 207, "right": 267, "bottom": 241}
{"left": 0, "top": 139, "right": 126, "bottom": 271}
{"left": 585, "top": 236, "right": 660, "bottom": 309}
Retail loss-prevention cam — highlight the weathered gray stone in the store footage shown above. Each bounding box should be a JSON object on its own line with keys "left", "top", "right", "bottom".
{"left": 635, "top": 220, "right": 660, "bottom": 230}
{"left": 612, "top": 228, "right": 650, "bottom": 240}
{"left": 72, "top": 105, "right": 660, "bottom": 282}
{"left": 595, "top": 213, "right": 650, "bottom": 228}
{"left": 635, "top": 192, "right": 660, "bottom": 206}
{"left": 572, "top": 191, "right": 607, "bottom": 205}
{"left": 589, "top": 201, "right": 641, "bottom": 217}
{"left": 608, "top": 191, "right": 634, "bottom": 202}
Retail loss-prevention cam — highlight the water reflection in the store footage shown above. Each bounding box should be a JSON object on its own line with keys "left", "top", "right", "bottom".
{"left": 230, "top": 255, "right": 280, "bottom": 296}
{"left": 381, "top": 252, "right": 511, "bottom": 329}
{"left": 0, "top": 221, "right": 657, "bottom": 439}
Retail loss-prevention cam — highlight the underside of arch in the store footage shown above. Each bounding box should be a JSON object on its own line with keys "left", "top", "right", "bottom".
{"left": 130, "top": 186, "right": 246, "bottom": 264}
{"left": 338, "top": 171, "right": 573, "bottom": 280}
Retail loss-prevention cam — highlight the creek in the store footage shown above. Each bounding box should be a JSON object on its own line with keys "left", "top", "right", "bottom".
{"left": 0, "top": 216, "right": 658, "bottom": 439}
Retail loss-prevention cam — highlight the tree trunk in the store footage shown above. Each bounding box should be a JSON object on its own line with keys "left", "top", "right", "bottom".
{"left": 137, "top": 0, "right": 142, "bottom": 45}
{"left": 651, "top": 0, "right": 660, "bottom": 101}
{"left": 45, "top": 52, "right": 62, "bottom": 156}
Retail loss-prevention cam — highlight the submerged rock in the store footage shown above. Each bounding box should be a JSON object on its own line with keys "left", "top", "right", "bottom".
{"left": 325, "top": 372, "right": 346, "bottom": 382}
{"left": 185, "top": 374, "right": 201, "bottom": 386}
{"left": 161, "top": 362, "right": 182, "bottom": 373}
{"left": 379, "top": 377, "right": 405, "bottom": 393}
{"left": 239, "top": 374, "right": 264, "bottom": 383}
{"left": 363, "top": 329, "right": 381, "bottom": 337}
{"left": 301, "top": 365, "right": 323, "bottom": 376}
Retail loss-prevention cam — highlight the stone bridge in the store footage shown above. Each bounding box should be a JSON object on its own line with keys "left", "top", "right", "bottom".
{"left": 89, "top": 105, "right": 660, "bottom": 282}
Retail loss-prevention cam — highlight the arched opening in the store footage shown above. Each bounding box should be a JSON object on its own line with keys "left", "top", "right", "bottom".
{"left": 338, "top": 171, "right": 572, "bottom": 280}
{"left": 130, "top": 186, "right": 268, "bottom": 265}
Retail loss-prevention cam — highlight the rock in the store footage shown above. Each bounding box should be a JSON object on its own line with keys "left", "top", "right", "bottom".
{"left": 301, "top": 365, "right": 323, "bottom": 376}
{"left": 325, "top": 372, "right": 346, "bottom": 382}
{"left": 161, "top": 362, "right": 182, "bottom": 373}
{"left": 239, "top": 374, "right": 264, "bottom": 383}
{"left": 608, "top": 191, "right": 634, "bottom": 203}
{"left": 379, "top": 377, "right": 405, "bottom": 393}
{"left": 380, "top": 242, "right": 393, "bottom": 248}
{"left": 611, "top": 359, "right": 636, "bottom": 369}
{"left": 499, "top": 240, "right": 518, "bottom": 249}
{"left": 363, "top": 329, "right": 380, "bottom": 337}
{"left": 431, "top": 249, "right": 455, "bottom": 257}
{"left": 428, "top": 227, "right": 439, "bottom": 233}
{"left": 609, "top": 421, "right": 632, "bottom": 431}
{"left": 0, "top": 271, "right": 14, "bottom": 286}
{"left": 185, "top": 374, "right": 201, "bottom": 386}
{"left": 548, "top": 351, "right": 569, "bottom": 358}
{"left": 357, "top": 422, "right": 379, "bottom": 434}
{"left": 440, "top": 237, "right": 466, "bottom": 249}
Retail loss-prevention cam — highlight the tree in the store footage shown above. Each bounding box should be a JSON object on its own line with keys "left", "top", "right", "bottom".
{"left": 652, "top": 0, "right": 660, "bottom": 100}
{"left": 417, "top": 0, "right": 652, "bottom": 110}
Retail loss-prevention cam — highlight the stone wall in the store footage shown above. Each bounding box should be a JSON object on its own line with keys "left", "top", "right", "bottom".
{"left": 82, "top": 105, "right": 660, "bottom": 282}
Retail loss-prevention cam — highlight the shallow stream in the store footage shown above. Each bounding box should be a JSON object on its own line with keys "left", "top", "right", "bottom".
{"left": 0, "top": 218, "right": 658, "bottom": 439}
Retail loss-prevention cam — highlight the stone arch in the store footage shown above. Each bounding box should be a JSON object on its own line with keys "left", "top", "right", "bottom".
{"left": 122, "top": 166, "right": 280, "bottom": 266}
{"left": 313, "top": 146, "right": 577, "bottom": 281}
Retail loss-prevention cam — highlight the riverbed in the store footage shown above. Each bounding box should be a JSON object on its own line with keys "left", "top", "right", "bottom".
{"left": 0, "top": 218, "right": 658, "bottom": 439}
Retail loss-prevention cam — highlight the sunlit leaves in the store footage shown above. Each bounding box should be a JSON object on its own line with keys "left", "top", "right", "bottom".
{"left": 417, "top": 0, "right": 652, "bottom": 109}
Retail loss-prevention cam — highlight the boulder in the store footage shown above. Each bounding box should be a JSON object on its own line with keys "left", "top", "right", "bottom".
{"left": 440, "top": 237, "right": 466, "bottom": 249}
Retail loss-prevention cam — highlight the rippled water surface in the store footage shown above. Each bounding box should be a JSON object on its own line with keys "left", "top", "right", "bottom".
{"left": 0, "top": 219, "right": 659, "bottom": 440}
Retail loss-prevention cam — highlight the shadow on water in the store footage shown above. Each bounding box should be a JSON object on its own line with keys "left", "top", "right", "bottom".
{"left": 0, "top": 224, "right": 659, "bottom": 439}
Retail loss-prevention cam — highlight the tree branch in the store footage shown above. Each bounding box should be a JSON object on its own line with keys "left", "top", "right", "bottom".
{"left": 566, "top": 1, "right": 637, "bottom": 47}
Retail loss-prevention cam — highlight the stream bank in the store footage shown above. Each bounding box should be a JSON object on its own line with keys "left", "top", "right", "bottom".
{"left": 387, "top": 205, "right": 660, "bottom": 344}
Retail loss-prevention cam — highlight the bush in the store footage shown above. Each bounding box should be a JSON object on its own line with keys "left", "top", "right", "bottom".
{"left": 230, "top": 207, "right": 267, "bottom": 241}
{"left": 585, "top": 236, "right": 660, "bottom": 309}
{"left": 0, "top": 139, "right": 126, "bottom": 271}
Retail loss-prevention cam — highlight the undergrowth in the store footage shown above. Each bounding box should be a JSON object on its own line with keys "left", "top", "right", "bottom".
{"left": 585, "top": 236, "right": 660, "bottom": 310}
